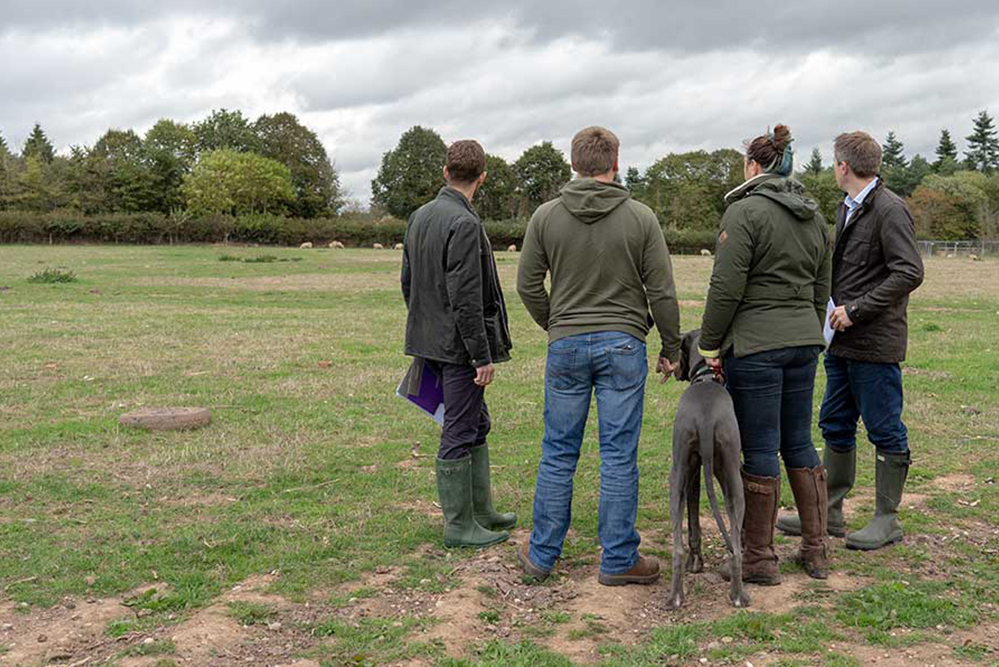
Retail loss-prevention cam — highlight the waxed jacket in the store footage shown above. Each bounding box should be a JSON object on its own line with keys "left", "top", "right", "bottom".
{"left": 402, "top": 187, "right": 512, "bottom": 367}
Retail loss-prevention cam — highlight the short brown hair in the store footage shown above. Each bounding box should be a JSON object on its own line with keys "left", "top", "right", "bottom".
{"left": 446, "top": 140, "right": 486, "bottom": 184}
{"left": 834, "top": 132, "right": 882, "bottom": 178}
{"left": 571, "top": 126, "right": 619, "bottom": 177}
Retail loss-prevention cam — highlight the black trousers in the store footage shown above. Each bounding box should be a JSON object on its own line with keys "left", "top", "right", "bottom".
{"left": 428, "top": 361, "right": 491, "bottom": 460}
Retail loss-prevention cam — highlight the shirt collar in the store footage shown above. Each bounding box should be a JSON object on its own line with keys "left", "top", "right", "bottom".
{"left": 845, "top": 177, "right": 879, "bottom": 211}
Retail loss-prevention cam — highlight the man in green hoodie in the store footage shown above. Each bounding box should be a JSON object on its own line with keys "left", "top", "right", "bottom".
{"left": 516, "top": 127, "right": 681, "bottom": 586}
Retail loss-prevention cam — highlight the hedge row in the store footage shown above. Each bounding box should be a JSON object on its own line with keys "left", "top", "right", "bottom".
{"left": 0, "top": 211, "right": 719, "bottom": 254}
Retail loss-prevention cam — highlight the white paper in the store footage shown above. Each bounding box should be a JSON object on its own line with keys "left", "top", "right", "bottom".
{"left": 823, "top": 298, "right": 836, "bottom": 348}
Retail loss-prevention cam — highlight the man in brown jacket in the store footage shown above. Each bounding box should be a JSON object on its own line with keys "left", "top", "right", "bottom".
{"left": 778, "top": 131, "right": 924, "bottom": 551}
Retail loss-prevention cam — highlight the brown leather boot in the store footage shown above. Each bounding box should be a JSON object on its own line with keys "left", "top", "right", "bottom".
{"left": 786, "top": 466, "right": 829, "bottom": 579}
{"left": 597, "top": 555, "right": 661, "bottom": 586}
{"left": 741, "top": 470, "right": 781, "bottom": 586}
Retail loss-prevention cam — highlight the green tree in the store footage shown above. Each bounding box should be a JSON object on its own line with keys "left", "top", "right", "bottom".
{"left": 909, "top": 171, "right": 990, "bottom": 239}
{"left": 800, "top": 168, "right": 843, "bottom": 225}
{"left": 254, "top": 111, "right": 342, "bottom": 217}
{"left": 513, "top": 141, "right": 571, "bottom": 214}
{"left": 476, "top": 154, "right": 518, "bottom": 220}
{"left": 882, "top": 131, "right": 907, "bottom": 169}
{"left": 183, "top": 149, "right": 295, "bottom": 216}
{"left": 12, "top": 155, "right": 57, "bottom": 212}
{"left": 624, "top": 166, "right": 646, "bottom": 199}
{"left": 885, "top": 154, "right": 933, "bottom": 198}
{"left": 804, "top": 147, "right": 823, "bottom": 175}
{"left": 637, "top": 149, "right": 742, "bottom": 231}
{"left": 144, "top": 119, "right": 198, "bottom": 213}
{"left": 933, "top": 129, "right": 959, "bottom": 174}
{"left": 370, "top": 125, "right": 447, "bottom": 219}
{"left": 22, "top": 122, "right": 55, "bottom": 164}
{"left": 965, "top": 110, "right": 999, "bottom": 174}
{"left": 193, "top": 109, "right": 260, "bottom": 155}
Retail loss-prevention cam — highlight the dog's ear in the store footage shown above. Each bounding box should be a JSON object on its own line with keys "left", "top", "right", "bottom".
{"left": 676, "top": 332, "right": 691, "bottom": 381}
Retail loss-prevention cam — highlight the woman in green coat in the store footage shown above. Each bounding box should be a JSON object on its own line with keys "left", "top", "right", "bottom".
{"left": 699, "top": 125, "right": 833, "bottom": 585}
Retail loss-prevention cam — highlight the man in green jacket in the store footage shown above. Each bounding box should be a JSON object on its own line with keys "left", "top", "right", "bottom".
{"left": 516, "top": 126, "right": 681, "bottom": 586}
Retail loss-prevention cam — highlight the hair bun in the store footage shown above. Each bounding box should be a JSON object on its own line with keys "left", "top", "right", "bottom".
{"left": 771, "top": 124, "right": 792, "bottom": 150}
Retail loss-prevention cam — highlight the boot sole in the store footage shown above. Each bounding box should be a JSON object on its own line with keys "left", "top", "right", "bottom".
{"left": 845, "top": 534, "right": 902, "bottom": 551}
{"left": 444, "top": 533, "right": 510, "bottom": 549}
{"left": 743, "top": 574, "right": 781, "bottom": 586}
{"left": 516, "top": 545, "right": 551, "bottom": 581}
{"left": 777, "top": 524, "right": 846, "bottom": 538}
{"left": 476, "top": 516, "right": 517, "bottom": 531}
{"left": 597, "top": 572, "right": 660, "bottom": 587}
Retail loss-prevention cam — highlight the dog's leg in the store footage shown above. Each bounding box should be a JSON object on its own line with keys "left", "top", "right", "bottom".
{"left": 686, "top": 467, "right": 703, "bottom": 573}
{"left": 667, "top": 452, "right": 687, "bottom": 609}
{"left": 720, "top": 445, "right": 750, "bottom": 608}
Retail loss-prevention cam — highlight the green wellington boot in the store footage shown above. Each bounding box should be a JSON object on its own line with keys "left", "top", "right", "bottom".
{"left": 436, "top": 456, "right": 509, "bottom": 548}
{"left": 469, "top": 443, "right": 517, "bottom": 531}
{"left": 777, "top": 447, "right": 856, "bottom": 538}
{"left": 846, "top": 451, "right": 910, "bottom": 551}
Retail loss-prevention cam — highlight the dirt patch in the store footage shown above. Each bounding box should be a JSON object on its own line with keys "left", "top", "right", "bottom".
{"left": 932, "top": 473, "right": 978, "bottom": 492}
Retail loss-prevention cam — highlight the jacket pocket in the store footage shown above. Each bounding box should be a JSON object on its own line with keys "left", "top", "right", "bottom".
{"left": 841, "top": 238, "right": 870, "bottom": 266}
{"left": 609, "top": 338, "right": 648, "bottom": 390}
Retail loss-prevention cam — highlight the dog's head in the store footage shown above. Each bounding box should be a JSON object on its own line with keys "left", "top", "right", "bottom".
{"left": 676, "top": 329, "right": 705, "bottom": 382}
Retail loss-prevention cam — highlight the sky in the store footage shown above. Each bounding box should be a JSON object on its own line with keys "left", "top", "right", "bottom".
{"left": 2, "top": 1, "right": 999, "bottom": 205}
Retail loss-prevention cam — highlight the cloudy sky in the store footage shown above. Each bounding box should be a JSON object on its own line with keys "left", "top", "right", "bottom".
{"left": 2, "top": 1, "right": 999, "bottom": 204}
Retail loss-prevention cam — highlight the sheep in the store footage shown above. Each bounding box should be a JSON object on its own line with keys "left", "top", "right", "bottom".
{"left": 300, "top": 242, "right": 313, "bottom": 249}
{"left": 394, "top": 243, "right": 404, "bottom": 250}
{"left": 700, "top": 249, "right": 712, "bottom": 257}
{"left": 373, "top": 243, "right": 385, "bottom": 250}
{"left": 507, "top": 244, "right": 517, "bottom": 252}
{"left": 329, "top": 241, "right": 345, "bottom": 249}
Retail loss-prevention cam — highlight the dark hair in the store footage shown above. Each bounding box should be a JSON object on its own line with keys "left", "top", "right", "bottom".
{"left": 446, "top": 140, "right": 486, "bottom": 184}
{"left": 746, "top": 124, "right": 794, "bottom": 176}
{"left": 833, "top": 131, "right": 882, "bottom": 178}
{"left": 571, "top": 126, "right": 620, "bottom": 177}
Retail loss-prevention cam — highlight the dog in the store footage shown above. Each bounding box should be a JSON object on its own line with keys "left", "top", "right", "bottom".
{"left": 667, "top": 329, "right": 749, "bottom": 609}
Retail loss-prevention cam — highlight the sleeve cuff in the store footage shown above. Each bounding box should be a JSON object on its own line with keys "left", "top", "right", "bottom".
{"left": 698, "top": 347, "right": 720, "bottom": 359}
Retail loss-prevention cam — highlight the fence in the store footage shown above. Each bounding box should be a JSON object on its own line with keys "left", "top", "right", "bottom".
{"left": 917, "top": 240, "right": 999, "bottom": 257}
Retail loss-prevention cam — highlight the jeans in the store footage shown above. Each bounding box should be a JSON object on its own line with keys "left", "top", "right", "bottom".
{"left": 529, "top": 331, "right": 648, "bottom": 575}
{"left": 427, "top": 361, "right": 491, "bottom": 460}
{"left": 819, "top": 353, "right": 909, "bottom": 454}
{"left": 725, "top": 346, "right": 824, "bottom": 478}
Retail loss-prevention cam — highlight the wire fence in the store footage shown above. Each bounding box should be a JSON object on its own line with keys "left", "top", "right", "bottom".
{"left": 917, "top": 240, "right": 999, "bottom": 257}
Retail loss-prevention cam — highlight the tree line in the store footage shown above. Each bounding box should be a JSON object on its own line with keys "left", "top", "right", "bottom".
{"left": 0, "top": 109, "right": 343, "bottom": 219}
{"left": 3, "top": 109, "right": 998, "bottom": 241}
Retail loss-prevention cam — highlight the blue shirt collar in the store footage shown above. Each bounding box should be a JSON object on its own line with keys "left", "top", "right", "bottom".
{"left": 845, "top": 177, "right": 878, "bottom": 212}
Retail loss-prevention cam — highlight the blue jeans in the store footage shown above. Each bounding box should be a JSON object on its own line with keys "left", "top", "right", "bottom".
{"left": 819, "top": 353, "right": 909, "bottom": 454}
{"left": 529, "top": 331, "right": 648, "bottom": 575}
{"left": 725, "top": 346, "right": 824, "bottom": 478}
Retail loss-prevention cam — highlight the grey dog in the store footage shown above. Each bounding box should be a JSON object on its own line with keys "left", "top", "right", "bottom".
{"left": 667, "top": 330, "right": 750, "bottom": 609}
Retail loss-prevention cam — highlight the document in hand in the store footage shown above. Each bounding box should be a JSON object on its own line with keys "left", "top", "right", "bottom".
{"left": 396, "top": 358, "right": 445, "bottom": 425}
{"left": 824, "top": 298, "right": 836, "bottom": 348}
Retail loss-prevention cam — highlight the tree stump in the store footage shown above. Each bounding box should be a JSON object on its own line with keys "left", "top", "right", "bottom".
{"left": 119, "top": 407, "right": 211, "bottom": 431}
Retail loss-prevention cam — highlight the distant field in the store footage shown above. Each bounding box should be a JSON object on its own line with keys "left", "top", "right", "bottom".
{"left": 1, "top": 245, "right": 997, "bottom": 666}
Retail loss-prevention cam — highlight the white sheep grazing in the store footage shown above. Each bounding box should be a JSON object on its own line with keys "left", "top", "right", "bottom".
{"left": 700, "top": 249, "right": 712, "bottom": 257}
{"left": 507, "top": 244, "right": 517, "bottom": 252}
{"left": 395, "top": 243, "right": 404, "bottom": 250}
{"left": 373, "top": 243, "right": 384, "bottom": 250}
{"left": 329, "top": 241, "right": 345, "bottom": 249}
{"left": 300, "top": 242, "right": 313, "bottom": 249}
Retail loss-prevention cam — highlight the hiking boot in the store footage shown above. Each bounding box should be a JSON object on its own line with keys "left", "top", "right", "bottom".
{"left": 517, "top": 539, "right": 551, "bottom": 582}
{"left": 435, "top": 456, "right": 509, "bottom": 548}
{"left": 598, "top": 555, "right": 661, "bottom": 586}
{"left": 778, "top": 447, "right": 855, "bottom": 538}
{"left": 469, "top": 443, "right": 517, "bottom": 531}
{"left": 741, "top": 470, "right": 781, "bottom": 586}
{"left": 846, "top": 451, "right": 910, "bottom": 551}
{"left": 786, "top": 466, "right": 829, "bottom": 579}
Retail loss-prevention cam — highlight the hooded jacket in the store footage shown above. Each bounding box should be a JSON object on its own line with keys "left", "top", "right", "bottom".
{"left": 402, "top": 186, "right": 512, "bottom": 368}
{"left": 516, "top": 178, "right": 681, "bottom": 360}
{"left": 699, "top": 174, "right": 832, "bottom": 358}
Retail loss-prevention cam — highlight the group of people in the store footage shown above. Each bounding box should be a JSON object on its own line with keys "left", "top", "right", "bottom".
{"left": 400, "top": 124, "right": 924, "bottom": 588}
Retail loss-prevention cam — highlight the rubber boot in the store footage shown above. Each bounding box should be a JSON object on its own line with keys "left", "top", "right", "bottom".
{"left": 469, "top": 443, "right": 517, "bottom": 531}
{"left": 846, "top": 451, "right": 910, "bottom": 551}
{"left": 436, "top": 456, "right": 509, "bottom": 548}
{"left": 741, "top": 470, "right": 781, "bottom": 586}
{"left": 778, "top": 447, "right": 855, "bottom": 538}
{"left": 786, "top": 466, "right": 829, "bottom": 579}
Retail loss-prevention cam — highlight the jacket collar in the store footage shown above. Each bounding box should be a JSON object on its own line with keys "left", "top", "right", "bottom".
{"left": 724, "top": 173, "right": 782, "bottom": 206}
{"left": 836, "top": 177, "right": 884, "bottom": 235}
{"left": 438, "top": 186, "right": 479, "bottom": 217}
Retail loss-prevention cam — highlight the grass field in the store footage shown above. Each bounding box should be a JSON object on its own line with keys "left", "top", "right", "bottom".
{"left": 1, "top": 245, "right": 998, "bottom": 666}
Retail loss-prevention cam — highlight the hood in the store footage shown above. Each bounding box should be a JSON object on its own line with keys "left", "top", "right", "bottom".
{"left": 726, "top": 174, "right": 818, "bottom": 221}
{"left": 559, "top": 178, "right": 631, "bottom": 224}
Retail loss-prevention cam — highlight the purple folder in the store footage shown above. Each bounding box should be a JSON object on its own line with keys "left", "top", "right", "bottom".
{"left": 396, "top": 358, "right": 445, "bottom": 425}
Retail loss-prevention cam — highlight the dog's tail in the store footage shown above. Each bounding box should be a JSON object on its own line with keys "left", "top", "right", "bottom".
{"left": 699, "top": 422, "right": 733, "bottom": 553}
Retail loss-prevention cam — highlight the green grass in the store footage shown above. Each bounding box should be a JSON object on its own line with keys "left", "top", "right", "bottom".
{"left": 227, "top": 600, "right": 276, "bottom": 626}
{"left": 441, "top": 640, "right": 575, "bottom": 667}
{"left": 26, "top": 266, "right": 78, "bottom": 283}
{"left": 1, "top": 247, "right": 997, "bottom": 665}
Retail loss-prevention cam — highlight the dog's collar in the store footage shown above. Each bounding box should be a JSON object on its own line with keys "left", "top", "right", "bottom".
{"left": 690, "top": 364, "right": 724, "bottom": 384}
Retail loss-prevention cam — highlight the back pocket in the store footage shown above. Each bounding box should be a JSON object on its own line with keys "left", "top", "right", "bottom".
{"left": 546, "top": 345, "right": 579, "bottom": 391}
{"left": 609, "top": 338, "right": 647, "bottom": 390}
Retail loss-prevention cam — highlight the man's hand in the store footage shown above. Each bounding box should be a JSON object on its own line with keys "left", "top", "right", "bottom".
{"left": 656, "top": 357, "right": 676, "bottom": 384}
{"left": 829, "top": 305, "right": 854, "bottom": 332}
{"left": 474, "top": 364, "right": 495, "bottom": 387}
{"left": 705, "top": 356, "right": 723, "bottom": 370}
